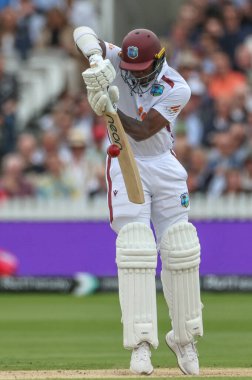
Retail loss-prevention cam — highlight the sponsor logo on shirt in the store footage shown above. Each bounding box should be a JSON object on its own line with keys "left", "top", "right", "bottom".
{"left": 138, "top": 106, "right": 147, "bottom": 120}
{"left": 150, "top": 84, "right": 164, "bottom": 96}
{"left": 168, "top": 105, "right": 181, "bottom": 114}
{"left": 127, "top": 46, "right": 138, "bottom": 59}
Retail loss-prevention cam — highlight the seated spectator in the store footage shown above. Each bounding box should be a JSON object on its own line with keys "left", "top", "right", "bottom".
{"left": 187, "top": 148, "right": 210, "bottom": 193}
{"left": 0, "top": 153, "right": 35, "bottom": 198}
{"left": 173, "top": 133, "right": 192, "bottom": 171}
{"left": 35, "top": 130, "right": 60, "bottom": 166}
{"left": 35, "top": 153, "right": 76, "bottom": 199}
{"left": 223, "top": 167, "right": 243, "bottom": 195}
{"left": 235, "top": 42, "right": 252, "bottom": 83}
{"left": 229, "top": 122, "right": 250, "bottom": 165}
{"left": 229, "top": 84, "right": 248, "bottom": 123}
{"left": 175, "top": 49, "right": 201, "bottom": 81}
{"left": 0, "top": 7, "right": 18, "bottom": 58}
{"left": 241, "top": 151, "right": 252, "bottom": 192}
{"left": 219, "top": 2, "right": 251, "bottom": 66}
{"left": 72, "top": 93, "right": 95, "bottom": 146}
{"left": 34, "top": 6, "right": 80, "bottom": 94}
{"left": 0, "top": 53, "right": 18, "bottom": 157}
{"left": 87, "top": 164, "right": 107, "bottom": 200}
{"left": 207, "top": 131, "right": 240, "bottom": 196}
{"left": 16, "top": 132, "right": 45, "bottom": 174}
{"left": 87, "top": 117, "right": 108, "bottom": 165}
{"left": 179, "top": 76, "right": 206, "bottom": 147}
{"left": 202, "top": 96, "right": 232, "bottom": 146}
{"left": 208, "top": 51, "right": 246, "bottom": 100}
{"left": 63, "top": 128, "right": 94, "bottom": 198}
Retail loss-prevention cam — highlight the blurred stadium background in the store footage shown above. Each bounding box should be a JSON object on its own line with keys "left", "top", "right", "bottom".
{"left": 0, "top": 0, "right": 252, "bottom": 376}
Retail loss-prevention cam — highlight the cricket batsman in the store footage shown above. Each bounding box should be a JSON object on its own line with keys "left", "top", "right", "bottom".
{"left": 73, "top": 26, "right": 203, "bottom": 376}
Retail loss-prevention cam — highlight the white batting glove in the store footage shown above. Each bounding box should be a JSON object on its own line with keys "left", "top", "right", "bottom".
{"left": 88, "top": 90, "right": 107, "bottom": 116}
{"left": 108, "top": 86, "right": 119, "bottom": 107}
{"left": 87, "top": 86, "right": 119, "bottom": 116}
{"left": 82, "top": 57, "right": 116, "bottom": 91}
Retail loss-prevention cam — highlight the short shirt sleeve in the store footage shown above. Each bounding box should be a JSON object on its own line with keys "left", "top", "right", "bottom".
{"left": 153, "top": 83, "right": 191, "bottom": 124}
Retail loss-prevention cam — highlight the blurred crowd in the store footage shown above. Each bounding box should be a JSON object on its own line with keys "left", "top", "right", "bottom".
{"left": 0, "top": 0, "right": 252, "bottom": 201}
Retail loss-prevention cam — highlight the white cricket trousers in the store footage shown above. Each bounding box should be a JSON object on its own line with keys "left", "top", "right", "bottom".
{"left": 106, "top": 150, "right": 189, "bottom": 246}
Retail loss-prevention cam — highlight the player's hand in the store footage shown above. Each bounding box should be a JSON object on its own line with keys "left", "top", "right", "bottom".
{"left": 87, "top": 86, "right": 119, "bottom": 116}
{"left": 107, "top": 86, "right": 119, "bottom": 110}
{"left": 82, "top": 57, "right": 116, "bottom": 91}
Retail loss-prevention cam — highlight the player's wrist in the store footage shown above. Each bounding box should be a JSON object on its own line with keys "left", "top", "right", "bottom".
{"left": 88, "top": 53, "right": 103, "bottom": 67}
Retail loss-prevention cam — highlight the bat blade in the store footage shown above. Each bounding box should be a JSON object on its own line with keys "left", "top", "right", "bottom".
{"left": 104, "top": 111, "right": 145, "bottom": 204}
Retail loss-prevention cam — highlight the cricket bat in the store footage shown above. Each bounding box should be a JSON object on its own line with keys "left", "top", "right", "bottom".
{"left": 104, "top": 99, "right": 145, "bottom": 204}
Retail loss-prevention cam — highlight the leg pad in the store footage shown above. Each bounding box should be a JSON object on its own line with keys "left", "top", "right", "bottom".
{"left": 160, "top": 222, "right": 203, "bottom": 345}
{"left": 116, "top": 222, "right": 158, "bottom": 349}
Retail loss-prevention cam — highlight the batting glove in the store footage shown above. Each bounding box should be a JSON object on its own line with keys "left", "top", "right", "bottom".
{"left": 108, "top": 86, "right": 119, "bottom": 110}
{"left": 87, "top": 86, "right": 119, "bottom": 116}
{"left": 82, "top": 57, "right": 116, "bottom": 91}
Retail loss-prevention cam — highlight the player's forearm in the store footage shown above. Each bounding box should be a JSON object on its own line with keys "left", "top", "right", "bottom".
{"left": 117, "top": 109, "right": 149, "bottom": 141}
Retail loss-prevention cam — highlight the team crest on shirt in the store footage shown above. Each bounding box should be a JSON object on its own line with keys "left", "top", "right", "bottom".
{"left": 127, "top": 46, "right": 138, "bottom": 59}
{"left": 150, "top": 84, "right": 164, "bottom": 96}
{"left": 180, "top": 192, "right": 190, "bottom": 208}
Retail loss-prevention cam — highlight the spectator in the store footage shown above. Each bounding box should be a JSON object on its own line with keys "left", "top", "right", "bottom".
{"left": 0, "top": 152, "right": 35, "bottom": 198}
{"left": 35, "top": 130, "right": 60, "bottom": 166}
{"left": 224, "top": 167, "right": 243, "bottom": 194}
{"left": 0, "top": 6, "right": 18, "bottom": 57}
{"left": 87, "top": 117, "right": 108, "bottom": 165}
{"left": 219, "top": 2, "right": 250, "bottom": 66}
{"left": 34, "top": 6, "right": 80, "bottom": 93}
{"left": 63, "top": 128, "right": 94, "bottom": 198}
{"left": 179, "top": 76, "right": 206, "bottom": 147}
{"left": 202, "top": 96, "right": 233, "bottom": 146}
{"left": 241, "top": 151, "right": 252, "bottom": 191}
{"left": 16, "top": 132, "right": 45, "bottom": 174}
{"left": 72, "top": 94, "right": 94, "bottom": 145}
{"left": 187, "top": 147, "right": 210, "bottom": 193}
{"left": 207, "top": 131, "right": 239, "bottom": 196}
{"left": 35, "top": 153, "right": 76, "bottom": 199}
{"left": 234, "top": 42, "right": 252, "bottom": 85}
{"left": 0, "top": 53, "right": 18, "bottom": 157}
{"left": 87, "top": 164, "right": 107, "bottom": 200}
{"left": 208, "top": 51, "right": 247, "bottom": 100}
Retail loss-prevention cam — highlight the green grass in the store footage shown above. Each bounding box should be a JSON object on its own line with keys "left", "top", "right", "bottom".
{"left": 0, "top": 292, "right": 251, "bottom": 371}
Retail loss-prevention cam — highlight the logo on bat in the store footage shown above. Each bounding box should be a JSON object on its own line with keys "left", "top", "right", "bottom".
{"left": 106, "top": 114, "right": 123, "bottom": 150}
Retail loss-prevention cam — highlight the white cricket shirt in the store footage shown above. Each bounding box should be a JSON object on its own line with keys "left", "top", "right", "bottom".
{"left": 105, "top": 42, "right": 191, "bottom": 158}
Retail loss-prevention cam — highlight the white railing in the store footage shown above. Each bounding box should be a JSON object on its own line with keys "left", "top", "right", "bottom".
{"left": 0, "top": 193, "right": 252, "bottom": 220}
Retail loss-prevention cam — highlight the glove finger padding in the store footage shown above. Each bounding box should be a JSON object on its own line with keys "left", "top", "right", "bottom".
{"left": 108, "top": 86, "right": 119, "bottom": 105}
{"left": 82, "top": 59, "right": 116, "bottom": 91}
{"left": 88, "top": 90, "right": 108, "bottom": 116}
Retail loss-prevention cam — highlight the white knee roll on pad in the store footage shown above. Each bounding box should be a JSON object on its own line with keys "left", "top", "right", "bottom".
{"left": 116, "top": 222, "right": 158, "bottom": 349}
{"left": 160, "top": 222, "right": 203, "bottom": 345}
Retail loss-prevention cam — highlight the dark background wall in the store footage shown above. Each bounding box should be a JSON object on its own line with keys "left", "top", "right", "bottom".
{"left": 113, "top": 0, "right": 186, "bottom": 45}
